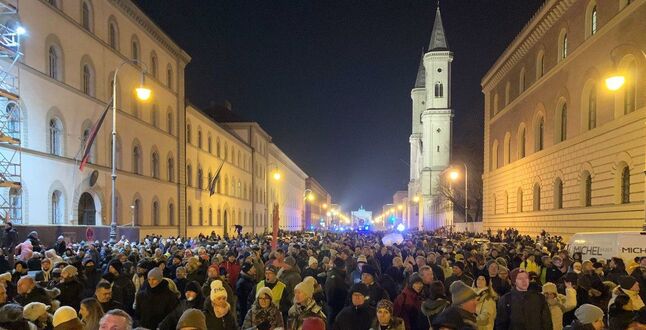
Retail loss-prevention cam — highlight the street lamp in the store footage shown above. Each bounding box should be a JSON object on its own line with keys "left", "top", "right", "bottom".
{"left": 448, "top": 163, "right": 469, "bottom": 227}
{"left": 606, "top": 75, "right": 625, "bottom": 91}
{"left": 110, "top": 59, "right": 151, "bottom": 243}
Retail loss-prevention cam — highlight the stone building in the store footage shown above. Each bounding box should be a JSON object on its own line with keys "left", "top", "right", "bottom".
{"left": 482, "top": 0, "right": 646, "bottom": 237}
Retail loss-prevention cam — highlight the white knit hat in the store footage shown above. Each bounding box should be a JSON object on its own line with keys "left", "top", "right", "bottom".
{"left": 52, "top": 306, "right": 78, "bottom": 327}
{"left": 210, "top": 280, "right": 227, "bottom": 301}
{"left": 23, "top": 302, "right": 49, "bottom": 322}
{"left": 61, "top": 265, "right": 78, "bottom": 278}
{"left": 256, "top": 286, "right": 273, "bottom": 300}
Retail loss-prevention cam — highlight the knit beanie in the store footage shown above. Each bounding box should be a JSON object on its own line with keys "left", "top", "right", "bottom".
{"left": 376, "top": 299, "right": 394, "bottom": 315}
{"left": 108, "top": 259, "right": 123, "bottom": 274}
{"left": 23, "top": 302, "right": 49, "bottom": 322}
{"left": 210, "top": 280, "right": 227, "bottom": 301}
{"left": 0, "top": 304, "right": 23, "bottom": 323}
{"left": 308, "top": 256, "right": 318, "bottom": 267}
{"left": 542, "top": 282, "right": 557, "bottom": 295}
{"left": 61, "top": 265, "right": 78, "bottom": 278}
{"left": 361, "top": 264, "right": 377, "bottom": 278}
{"left": 284, "top": 256, "right": 296, "bottom": 267}
{"left": 294, "top": 281, "right": 314, "bottom": 299}
{"left": 349, "top": 283, "right": 369, "bottom": 296}
{"left": 574, "top": 304, "right": 604, "bottom": 325}
{"left": 176, "top": 308, "right": 206, "bottom": 330}
{"left": 53, "top": 306, "right": 82, "bottom": 328}
{"left": 186, "top": 281, "right": 202, "bottom": 294}
{"left": 256, "top": 286, "right": 273, "bottom": 300}
{"left": 147, "top": 267, "right": 163, "bottom": 281}
{"left": 450, "top": 280, "right": 477, "bottom": 306}
{"left": 303, "top": 276, "right": 318, "bottom": 289}
{"left": 453, "top": 261, "right": 465, "bottom": 272}
{"left": 619, "top": 275, "right": 637, "bottom": 290}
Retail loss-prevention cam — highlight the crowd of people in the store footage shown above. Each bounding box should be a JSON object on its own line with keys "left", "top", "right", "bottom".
{"left": 0, "top": 221, "right": 645, "bottom": 330}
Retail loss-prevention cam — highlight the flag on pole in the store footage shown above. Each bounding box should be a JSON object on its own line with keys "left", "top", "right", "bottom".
{"left": 209, "top": 161, "right": 224, "bottom": 196}
{"left": 79, "top": 100, "right": 113, "bottom": 171}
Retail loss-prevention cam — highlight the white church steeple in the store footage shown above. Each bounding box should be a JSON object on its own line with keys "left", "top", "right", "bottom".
{"left": 424, "top": 4, "right": 452, "bottom": 110}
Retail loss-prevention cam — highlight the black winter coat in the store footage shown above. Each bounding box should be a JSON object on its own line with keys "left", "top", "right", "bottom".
{"left": 333, "top": 304, "right": 376, "bottom": 330}
{"left": 495, "top": 288, "right": 553, "bottom": 330}
{"left": 158, "top": 295, "right": 204, "bottom": 330}
{"left": 324, "top": 267, "right": 349, "bottom": 326}
{"left": 82, "top": 268, "right": 102, "bottom": 298}
{"left": 56, "top": 278, "right": 85, "bottom": 310}
{"left": 236, "top": 272, "right": 256, "bottom": 325}
{"left": 104, "top": 272, "right": 135, "bottom": 313}
{"left": 14, "top": 286, "right": 52, "bottom": 306}
{"left": 203, "top": 300, "right": 237, "bottom": 330}
{"left": 134, "top": 280, "right": 179, "bottom": 330}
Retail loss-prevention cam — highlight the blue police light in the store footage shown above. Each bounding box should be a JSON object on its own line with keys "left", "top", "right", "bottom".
{"left": 396, "top": 223, "right": 405, "bottom": 232}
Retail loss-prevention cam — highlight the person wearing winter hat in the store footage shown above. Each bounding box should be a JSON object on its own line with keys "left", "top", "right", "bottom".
{"left": 248, "top": 263, "right": 290, "bottom": 324}
{"left": 204, "top": 280, "right": 236, "bottom": 330}
{"left": 176, "top": 308, "right": 207, "bottom": 330}
{"left": 303, "top": 256, "right": 321, "bottom": 283}
{"left": 103, "top": 259, "right": 134, "bottom": 315}
{"left": 444, "top": 260, "right": 474, "bottom": 295}
{"left": 242, "top": 286, "right": 284, "bottom": 330}
{"left": 495, "top": 268, "right": 553, "bottom": 329}
{"left": 53, "top": 305, "right": 83, "bottom": 330}
{"left": 56, "top": 265, "right": 84, "bottom": 310}
{"left": 287, "top": 279, "right": 326, "bottom": 330}
{"left": 0, "top": 303, "right": 35, "bottom": 329}
{"left": 431, "top": 280, "right": 478, "bottom": 330}
{"left": 279, "top": 255, "right": 302, "bottom": 298}
{"left": 236, "top": 261, "right": 257, "bottom": 326}
{"left": 159, "top": 280, "right": 206, "bottom": 330}
{"left": 567, "top": 304, "right": 604, "bottom": 329}
{"left": 542, "top": 281, "right": 577, "bottom": 330}
{"left": 134, "top": 266, "right": 178, "bottom": 330}
{"left": 23, "top": 301, "right": 51, "bottom": 327}
{"left": 370, "top": 299, "right": 405, "bottom": 330}
{"left": 394, "top": 272, "right": 425, "bottom": 330}
{"left": 334, "top": 282, "right": 375, "bottom": 330}
{"left": 608, "top": 275, "right": 645, "bottom": 313}
{"left": 360, "top": 264, "right": 389, "bottom": 308}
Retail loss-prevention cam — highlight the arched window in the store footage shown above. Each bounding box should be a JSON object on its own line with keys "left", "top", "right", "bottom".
{"left": 581, "top": 171, "right": 592, "bottom": 207}
{"left": 519, "top": 68, "right": 526, "bottom": 93}
{"left": 224, "top": 142, "right": 228, "bottom": 160}
{"left": 51, "top": 190, "right": 64, "bottom": 224}
{"left": 503, "top": 133, "right": 511, "bottom": 165}
{"left": 151, "top": 52, "right": 158, "bottom": 78}
{"left": 518, "top": 126, "right": 526, "bottom": 159}
{"left": 151, "top": 105, "right": 158, "bottom": 127}
{"left": 81, "top": 64, "right": 94, "bottom": 96}
{"left": 187, "top": 205, "right": 192, "bottom": 225}
{"left": 621, "top": 166, "right": 630, "bottom": 204}
{"left": 434, "top": 82, "right": 443, "bottom": 98}
{"left": 624, "top": 61, "right": 636, "bottom": 114}
{"left": 197, "top": 166, "right": 203, "bottom": 190}
{"left": 167, "top": 157, "right": 174, "bottom": 182}
{"left": 48, "top": 46, "right": 62, "bottom": 81}
{"left": 536, "top": 51, "right": 545, "bottom": 79}
{"left": 588, "top": 86, "right": 597, "bottom": 129}
{"left": 132, "top": 145, "right": 141, "bottom": 174}
{"left": 491, "top": 140, "right": 499, "bottom": 170}
{"left": 166, "top": 64, "right": 173, "bottom": 89}
{"left": 152, "top": 200, "right": 159, "bottom": 225}
{"left": 208, "top": 208, "right": 213, "bottom": 226}
{"left": 6, "top": 102, "right": 20, "bottom": 140}
{"left": 517, "top": 188, "right": 523, "bottom": 212}
{"left": 9, "top": 187, "right": 22, "bottom": 222}
{"left": 558, "top": 30, "right": 568, "bottom": 61}
{"left": 557, "top": 102, "right": 567, "bottom": 142}
{"left": 108, "top": 21, "right": 118, "bottom": 49}
{"left": 535, "top": 116, "right": 544, "bottom": 152}
{"left": 49, "top": 117, "right": 63, "bottom": 156}
{"left": 590, "top": 6, "right": 597, "bottom": 36}
{"left": 167, "top": 111, "right": 173, "bottom": 134}
{"left": 197, "top": 129, "right": 202, "bottom": 149}
{"left": 554, "top": 177, "right": 563, "bottom": 209}
{"left": 168, "top": 202, "right": 174, "bottom": 225}
{"left": 198, "top": 207, "right": 203, "bottom": 225}
{"left": 217, "top": 209, "right": 222, "bottom": 226}
{"left": 533, "top": 183, "right": 541, "bottom": 211}
{"left": 81, "top": 1, "right": 92, "bottom": 31}
{"left": 131, "top": 198, "right": 140, "bottom": 225}
{"left": 47, "top": 0, "right": 59, "bottom": 8}
{"left": 216, "top": 138, "right": 221, "bottom": 158}
{"left": 151, "top": 151, "right": 159, "bottom": 178}
{"left": 207, "top": 135, "right": 212, "bottom": 153}
{"left": 186, "top": 165, "right": 192, "bottom": 186}
{"left": 186, "top": 124, "right": 192, "bottom": 144}
{"left": 505, "top": 81, "right": 511, "bottom": 106}
{"left": 131, "top": 36, "right": 140, "bottom": 62}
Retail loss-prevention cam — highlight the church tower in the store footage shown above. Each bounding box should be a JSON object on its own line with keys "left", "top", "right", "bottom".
{"left": 409, "top": 4, "right": 454, "bottom": 230}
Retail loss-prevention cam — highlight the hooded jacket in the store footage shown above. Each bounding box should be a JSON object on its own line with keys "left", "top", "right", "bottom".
{"left": 134, "top": 279, "right": 179, "bottom": 329}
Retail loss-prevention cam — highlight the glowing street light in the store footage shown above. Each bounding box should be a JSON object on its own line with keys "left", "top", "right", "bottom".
{"left": 15, "top": 26, "right": 26, "bottom": 35}
{"left": 412, "top": 195, "right": 420, "bottom": 203}
{"left": 272, "top": 171, "right": 281, "bottom": 181}
{"left": 449, "top": 170, "right": 459, "bottom": 181}
{"left": 397, "top": 204, "right": 403, "bottom": 211}
{"left": 606, "top": 75, "right": 625, "bottom": 91}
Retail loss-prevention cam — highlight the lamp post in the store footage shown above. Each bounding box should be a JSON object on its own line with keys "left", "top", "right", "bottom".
{"left": 110, "top": 60, "right": 151, "bottom": 243}
{"left": 449, "top": 163, "right": 469, "bottom": 229}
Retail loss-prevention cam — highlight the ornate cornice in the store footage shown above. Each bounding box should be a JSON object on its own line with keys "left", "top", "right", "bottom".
{"left": 110, "top": 0, "right": 191, "bottom": 64}
{"left": 481, "top": 0, "right": 576, "bottom": 90}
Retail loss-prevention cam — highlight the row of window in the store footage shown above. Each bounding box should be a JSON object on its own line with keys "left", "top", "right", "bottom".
{"left": 186, "top": 123, "right": 251, "bottom": 171}
{"left": 491, "top": 163, "right": 631, "bottom": 215}
{"left": 491, "top": 56, "right": 638, "bottom": 170}
{"left": 186, "top": 205, "right": 266, "bottom": 228}
{"left": 490, "top": 0, "right": 634, "bottom": 117}
{"left": 46, "top": 1, "right": 175, "bottom": 93}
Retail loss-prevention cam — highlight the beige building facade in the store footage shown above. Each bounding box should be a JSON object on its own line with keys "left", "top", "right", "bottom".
{"left": 482, "top": 0, "right": 646, "bottom": 237}
{"left": 0, "top": 0, "right": 314, "bottom": 238}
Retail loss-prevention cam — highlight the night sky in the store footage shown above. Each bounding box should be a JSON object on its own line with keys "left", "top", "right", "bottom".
{"left": 134, "top": 0, "right": 545, "bottom": 213}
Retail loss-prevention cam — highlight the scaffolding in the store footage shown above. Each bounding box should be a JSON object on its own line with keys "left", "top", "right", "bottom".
{"left": 0, "top": 0, "right": 21, "bottom": 223}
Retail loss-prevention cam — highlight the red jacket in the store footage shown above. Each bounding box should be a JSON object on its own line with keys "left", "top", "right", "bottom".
{"left": 393, "top": 286, "right": 424, "bottom": 330}
{"left": 220, "top": 261, "right": 241, "bottom": 288}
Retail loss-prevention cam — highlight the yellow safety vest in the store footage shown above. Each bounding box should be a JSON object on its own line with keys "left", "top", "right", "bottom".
{"left": 257, "top": 280, "right": 286, "bottom": 306}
